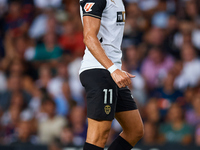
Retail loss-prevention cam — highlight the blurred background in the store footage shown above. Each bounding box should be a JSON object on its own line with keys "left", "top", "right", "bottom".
{"left": 0, "top": 0, "right": 200, "bottom": 150}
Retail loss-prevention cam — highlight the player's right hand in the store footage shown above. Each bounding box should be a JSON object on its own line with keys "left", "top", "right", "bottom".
{"left": 111, "top": 69, "right": 136, "bottom": 88}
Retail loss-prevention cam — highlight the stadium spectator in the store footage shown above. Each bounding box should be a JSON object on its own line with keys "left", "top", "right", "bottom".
{"left": 152, "top": 71, "right": 184, "bottom": 117}
{"left": 47, "top": 60, "right": 68, "bottom": 98}
{"left": 3, "top": 1, "right": 29, "bottom": 36}
{"left": 0, "top": 70, "right": 7, "bottom": 92}
{"left": 143, "top": 98, "right": 160, "bottom": 124}
{"left": 38, "top": 98, "right": 67, "bottom": 144}
{"left": 57, "top": 126, "right": 74, "bottom": 147}
{"left": 10, "top": 120, "right": 36, "bottom": 146}
{"left": 34, "top": 0, "right": 62, "bottom": 9}
{"left": 145, "top": 28, "right": 165, "bottom": 47}
{"left": 53, "top": 81, "right": 73, "bottom": 116}
{"left": 0, "top": 0, "right": 8, "bottom": 17}
{"left": 69, "top": 106, "right": 87, "bottom": 146}
{"left": 0, "top": 74, "right": 31, "bottom": 111}
{"left": 186, "top": 94, "right": 200, "bottom": 126}
{"left": 174, "top": 44, "right": 200, "bottom": 90}
{"left": 152, "top": 72, "right": 183, "bottom": 102}
{"left": 195, "top": 124, "right": 200, "bottom": 146}
{"left": 143, "top": 121, "right": 160, "bottom": 145}
{"left": 67, "top": 58, "right": 84, "bottom": 104}
{"left": 35, "top": 64, "right": 52, "bottom": 89}
{"left": 32, "top": 33, "right": 62, "bottom": 61}
{"left": 58, "top": 20, "right": 85, "bottom": 57}
{"left": 141, "top": 46, "right": 174, "bottom": 89}
{"left": 160, "top": 103, "right": 193, "bottom": 145}
{"left": 0, "top": 104, "right": 20, "bottom": 144}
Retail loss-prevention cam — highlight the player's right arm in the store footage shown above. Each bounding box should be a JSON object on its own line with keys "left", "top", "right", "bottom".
{"left": 81, "top": 0, "right": 135, "bottom": 88}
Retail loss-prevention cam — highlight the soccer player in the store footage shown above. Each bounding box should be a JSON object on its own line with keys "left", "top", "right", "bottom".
{"left": 79, "top": 0, "right": 144, "bottom": 150}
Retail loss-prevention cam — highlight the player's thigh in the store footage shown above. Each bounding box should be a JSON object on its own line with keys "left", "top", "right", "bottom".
{"left": 80, "top": 69, "right": 118, "bottom": 121}
{"left": 115, "top": 87, "right": 143, "bottom": 138}
{"left": 86, "top": 118, "right": 112, "bottom": 147}
{"left": 115, "top": 110, "right": 144, "bottom": 138}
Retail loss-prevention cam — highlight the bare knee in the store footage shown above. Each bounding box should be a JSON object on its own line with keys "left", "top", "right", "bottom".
{"left": 86, "top": 119, "right": 112, "bottom": 147}
{"left": 134, "top": 125, "right": 144, "bottom": 140}
{"left": 87, "top": 127, "right": 110, "bottom": 147}
{"left": 130, "top": 126, "right": 144, "bottom": 140}
{"left": 122, "top": 124, "right": 144, "bottom": 145}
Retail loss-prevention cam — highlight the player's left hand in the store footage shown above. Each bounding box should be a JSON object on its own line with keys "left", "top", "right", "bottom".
{"left": 111, "top": 69, "right": 136, "bottom": 88}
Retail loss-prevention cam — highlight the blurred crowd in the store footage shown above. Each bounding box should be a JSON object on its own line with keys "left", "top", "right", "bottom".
{"left": 0, "top": 0, "right": 200, "bottom": 149}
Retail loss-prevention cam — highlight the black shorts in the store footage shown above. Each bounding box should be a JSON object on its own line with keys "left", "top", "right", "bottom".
{"left": 80, "top": 69, "right": 137, "bottom": 121}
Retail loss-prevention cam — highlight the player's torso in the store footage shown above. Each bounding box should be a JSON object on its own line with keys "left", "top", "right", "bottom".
{"left": 79, "top": 0, "right": 125, "bottom": 73}
{"left": 98, "top": 0, "right": 125, "bottom": 49}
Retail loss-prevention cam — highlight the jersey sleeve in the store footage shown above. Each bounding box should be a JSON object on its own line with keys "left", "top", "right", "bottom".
{"left": 80, "top": 0, "right": 107, "bottom": 19}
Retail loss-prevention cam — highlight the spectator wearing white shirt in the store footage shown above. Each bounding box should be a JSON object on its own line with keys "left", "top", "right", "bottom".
{"left": 0, "top": 0, "right": 8, "bottom": 16}
{"left": 175, "top": 44, "right": 200, "bottom": 90}
{"left": 34, "top": 0, "right": 62, "bottom": 9}
{"left": 0, "top": 71, "right": 7, "bottom": 92}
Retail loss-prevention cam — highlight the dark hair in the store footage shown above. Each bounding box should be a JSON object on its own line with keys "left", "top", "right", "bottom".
{"left": 148, "top": 45, "right": 165, "bottom": 55}
{"left": 41, "top": 97, "right": 56, "bottom": 106}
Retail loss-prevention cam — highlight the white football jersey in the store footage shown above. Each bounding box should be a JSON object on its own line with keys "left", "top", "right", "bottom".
{"left": 79, "top": 0, "right": 125, "bottom": 73}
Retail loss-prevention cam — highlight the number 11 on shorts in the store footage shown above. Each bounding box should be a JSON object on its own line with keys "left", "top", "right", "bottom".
{"left": 103, "top": 89, "right": 113, "bottom": 104}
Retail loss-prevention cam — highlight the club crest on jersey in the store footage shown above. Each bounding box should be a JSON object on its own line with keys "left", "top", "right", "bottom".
{"left": 84, "top": 3, "right": 95, "bottom": 12}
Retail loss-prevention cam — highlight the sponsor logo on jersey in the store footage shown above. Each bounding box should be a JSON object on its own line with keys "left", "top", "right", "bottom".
{"left": 84, "top": 3, "right": 95, "bottom": 12}
{"left": 104, "top": 105, "right": 111, "bottom": 115}
{"left": 117, "top": 11, "right": 126, "bottom": 22}
{"left": 116, "top": 11, "right": 125, "bottom": 26}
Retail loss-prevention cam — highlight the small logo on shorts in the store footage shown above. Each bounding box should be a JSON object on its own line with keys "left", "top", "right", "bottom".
{"left": 104, "top": 105, "right": 111, "bottom": 115}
